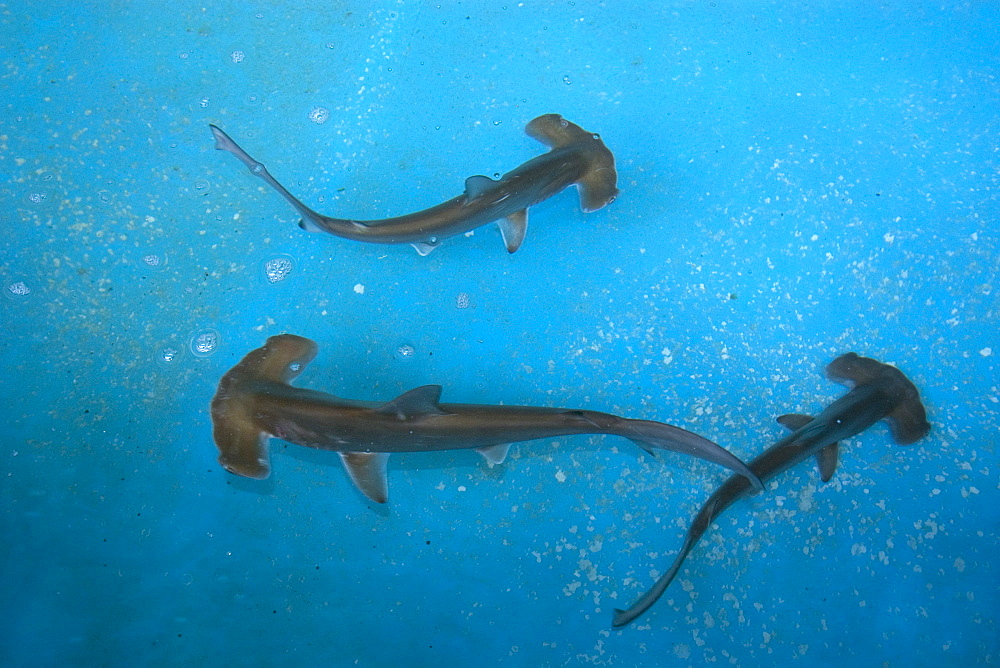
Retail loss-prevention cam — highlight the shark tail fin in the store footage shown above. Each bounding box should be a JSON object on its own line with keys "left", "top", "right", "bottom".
{"left": 777, "top": 413, "right": 840, "bottom": 482}
{"left": 826, "top": 353, "right": 931, "bottom": 445}
{"left": 210, "top": 334, "right": 319, "bottom": 479}
{"left": 613, "top": 417, "right": 762, "bottom": 491}
{"left": 524, "top": 114, "right": 619, "bottom": 213}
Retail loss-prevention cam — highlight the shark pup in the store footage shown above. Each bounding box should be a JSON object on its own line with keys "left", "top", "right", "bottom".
{"left": 612, "top": 352, "right": 931, "bottom": 627}
{"left": 208, "top": 114, "right": 618, "bottom": 255}
{"left": 211, "top": 334, "right": 761, "bottom": 503}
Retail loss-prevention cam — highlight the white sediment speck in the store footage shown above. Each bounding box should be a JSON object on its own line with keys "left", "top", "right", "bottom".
{"left": 979, "top": 347, "right": 992, "bottom": 357}
{"left": 353, "top": 283, "right": 365, "bottom": 294}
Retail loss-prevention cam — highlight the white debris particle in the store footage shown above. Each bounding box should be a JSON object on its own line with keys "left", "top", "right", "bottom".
{"left": 979, "top": 347, "right": 992, "bottom": 357}
{"left": 954, "top": 557, "right": 966, "bottom": 572}
{"left": 353, "top": 283, "right": 365, "bottom": 294}
{"left": 661, "top": 347, "right": 673, "bottom": 365}
{"left": 563, "top": 581, "right": 581, "bottom": 596}
{"left": 555, "top": 469, "right": 567, "bottom": 483}
{"left": 884, "top": 232, "right": 895, "bottom": 243}
{"left": 457, "top": 486, "right": 466, "bottom": 492}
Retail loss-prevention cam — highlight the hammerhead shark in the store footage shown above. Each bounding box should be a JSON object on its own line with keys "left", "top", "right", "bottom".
{"left": 208, "top": 114, "right": 618, "bottom": 255}
{"left": 612, "top": 352, "right": 931, "bottom": 627}
{"left": 211, "top": 334, "right": 761, "bottom": 503}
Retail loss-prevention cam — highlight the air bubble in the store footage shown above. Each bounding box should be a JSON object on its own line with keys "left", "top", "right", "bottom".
{"left": 155, "top": 344, "right": 183, "bottom": 367}
{"left": 22, "top": 189, "right": 54, "bottom": 209}
{"left": 263, "top": 254, "right": 295, "bottom": 284}
{"left": 562, "top": 75, "right": 572, "bottom": 85}
{"left": 394, "top": 343, "right": 416, "bottom": 360}
{"left": 456, "top": 292, "right": 471, "bottom": 309}
{"left": 230, "top": 50, "right": 246, "bottom": 64}
{"left": 193, "top": 179, "right": 211, "bottom": 194}
{"left": 97, "top": 190, "right": 113, "bottom": 205}
{"left": 190, "top": 329, "right": 221, "bottom": 357}
{"left": 243, "top": 92, "right": 262, "bottom": 107}
{"left": 325, "top": 42, "right": 336, "bottom": 49}
{"left": 139, "top": 251, "right": 167, "bottom": 271}
{"left": 308, "top": 106, "right": 330, "bottom": 124}
{"left": 4, "top": 280, "right": 31, "bottom": 299}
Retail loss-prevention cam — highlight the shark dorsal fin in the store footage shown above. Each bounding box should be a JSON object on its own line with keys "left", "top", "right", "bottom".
{"left": 376, "top": 385, "right": 447, "bottom": 420}
{"left": 498, "top": 210, "right": 528, "bottom": 253}
{"left": 340, "top": 452, "right": 391, "bottom": 503}
{"left": 464, "top": 175, "right": 496, "bottom": 198}
{"left": 776, "top": 413, "right": 840, "bottom": 482}
{"left": 826, "top": 352, "right": 931, "bottom": 445}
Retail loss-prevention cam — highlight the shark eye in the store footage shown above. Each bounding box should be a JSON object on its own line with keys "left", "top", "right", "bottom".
{"left": 560, "top": 119, "right": 568, "bottom": 128}
{"left": 592, "top": 133, "right": 600, "bottom": 140}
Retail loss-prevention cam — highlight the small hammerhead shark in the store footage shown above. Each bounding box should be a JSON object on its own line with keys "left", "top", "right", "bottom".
{"left": 612, "top": 352, "right": 931, "bottom": 627}
{"left": 211, "top": 334, "right": 761, "bottom": 503}
{"left": 208, "top": 114, "right": 618, "bottom": 255}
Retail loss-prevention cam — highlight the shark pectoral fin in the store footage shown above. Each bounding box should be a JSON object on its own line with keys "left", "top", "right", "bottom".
{"left": 464, "top": 175, "right": 496, "bottom": 197}
{"left": 498, "top": 210, "right": 528, "bottom": 253}
{"left": 815, "top": 443, "right": 840, "bottom": 482}
{"left": 475, "top": 443, "right": 511, "bottom": 466}
{"left": 340, "top": 452, "right": 391, "bottom": 503}
{"left": 411, "top": 240, "right": 440, "bottom": 256}
{"left": 376, "top": 385, "right": 448, "bottom": 420}
{"left": 576, "top": 169, "right": 619, "bottom": 212}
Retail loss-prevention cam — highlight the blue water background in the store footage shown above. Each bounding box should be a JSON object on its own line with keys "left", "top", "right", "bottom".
{"left": 2, "top": 1, "right": 997, "bottom": 665}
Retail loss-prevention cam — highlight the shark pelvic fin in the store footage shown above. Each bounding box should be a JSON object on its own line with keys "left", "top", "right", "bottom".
{"left": 475, "top": 443, "right": 511, "bottom": 466}
{"left": 498, "top": 210, "right": 528, "bottom": 253}
{"left": 376, "top": 385, "right": 448, "bottom": 420}
{"left": 340, "top": 452, "right": 391, "bottom": 503}
{"left": 411, "top": 241, "right": 439, "bottom": 256}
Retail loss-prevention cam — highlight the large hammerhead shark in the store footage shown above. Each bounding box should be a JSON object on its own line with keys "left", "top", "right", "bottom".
{"left": 612, "top": 352, "right": 931, "bottom": 627}
{"left": 211, "top": 334, "right": 761, "bottom": 503}
{"left": 209, "top": 114, "right": 618, "bottom": 255}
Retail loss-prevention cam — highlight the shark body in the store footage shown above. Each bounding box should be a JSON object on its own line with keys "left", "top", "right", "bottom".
{"left": 209, "top": 114, "right": 618, "bottom": 255}
{"left": 210, "top": 335, "right": 761, "bottom": 503}
{"left": 612, "top": 352, "right": 931, "bottom": 627}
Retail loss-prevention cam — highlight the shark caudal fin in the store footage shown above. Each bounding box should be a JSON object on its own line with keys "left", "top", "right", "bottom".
{"left": 210, "top": 334, "right": 318, "bottom": 479}
{"left": 825, "top": 353, "right": 931, "bottom": 445}
{"left": 524, "top": 114, "right": 619, "bottom": 213}
{"left": 613, "top": 418, "right": 763, "bottom": 491}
